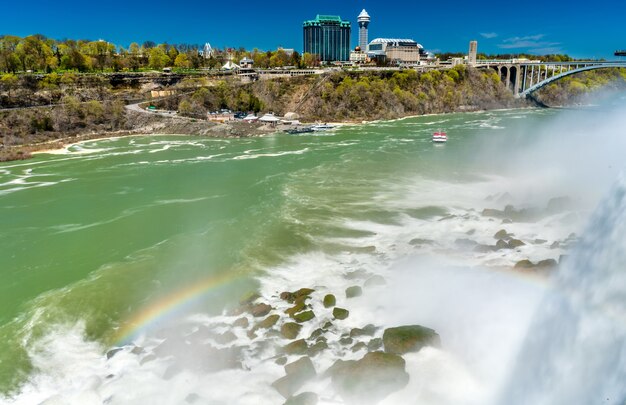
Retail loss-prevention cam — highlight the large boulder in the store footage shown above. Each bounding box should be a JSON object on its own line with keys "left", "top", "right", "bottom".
{"left": 323, "top": 294, "right": 336, "bottom": 308}
{"left": 329, "top": 352, "right": 409, "bottom": 404}
{"left": 250, "top": 303, "right": 272, "bottom": 317}
{"left": 281, "top": 322, "right": 303, "bottom": 340}
{"left": 272, "top": 356, "right": 316, "bottom": 398}
{"left": 333, "top": 307, "right": 349, "bottom": 320}
{"left": 284, "top": 392, "right": 318, "bottom": 405}
{"left": 345, "top": 286, "right": 363, "bottom": 298}
{"left": 383, "top": 325, "right": 440, "bottom": 355}
{"left": 293, "top": 310, "right": 315, "bottom": 323}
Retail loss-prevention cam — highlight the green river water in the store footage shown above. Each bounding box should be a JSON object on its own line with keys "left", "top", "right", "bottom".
{"left": 1, "top": 106, "right": 621, "bottom": 401}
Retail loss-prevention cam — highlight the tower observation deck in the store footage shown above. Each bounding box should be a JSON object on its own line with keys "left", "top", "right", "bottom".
{"left": 358, "top": 9, "right": 371, "bottom": 52}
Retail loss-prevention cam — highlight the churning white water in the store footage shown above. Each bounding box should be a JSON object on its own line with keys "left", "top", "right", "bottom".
{"left": 498, "top": 175, "right": 626, "bottom": 405}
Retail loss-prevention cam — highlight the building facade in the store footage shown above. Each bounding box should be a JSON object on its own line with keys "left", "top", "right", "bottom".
{"left": 357, "top": 9, "right": 370, "bottom": 52}
{"left": 367, "top": 38, "right": 426, "bottom": 65}
{"left": 468, "top": 41, "right": 478, "bottom": 66}
{"left": 303, "top": 15, "right": 351, "bottom": 62}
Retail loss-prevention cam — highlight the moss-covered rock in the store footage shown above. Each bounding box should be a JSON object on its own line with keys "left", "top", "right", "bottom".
{"left": 536, "top": 258, "right": 558, "bottom": 268}
{"left": 233, "top": 317, "right": 249, "bottom": 328}
{"left": 367, "top": 338, "right": 383, "bottom": 351}
{"left": 285, "top": 301, "right": 307, "bottom": 317}
{"left": 309, "top": 328, "right": 325, "bottom": 339}
{"left": 283, "top": 339, "right": 308, "bottom": 355}
{"left": 345, "top": 286, "right": 363, "bottom": 298}
{"left": 508, "top": 238, "right": 525, "bottom": 248}
{"left": 514, "top": 259, "right": 534, "bottom": 269}
{"left": 351, "top": 342, "right": 367, "bottom": 352}
{"left": 256, "top": 314, "right": 280, "bottom": 329}
{"left": 307, "top": 341, "right": 329, "bottom": 356}
{"left": 383, "top": 325, "right": 440, "bottom": 354}
{"left": 494, "top": 229, "right": 509, "bottom": 239}
{"left": 333, "top": 307, "right": 349, "bottom": 320}
{"left": 350, "top": 324, "right": 377, "bottom": 337}
{"left": 340, "top": 336, "right": 353, "bottom": 345}
{"left": 495, "top": 239, "right": 509, "bottom": 250}
{"left": 281, "top": 322, "right": 303, "bottom": 340}
{"left": 275, "top": 356, "right": 288, "bottom": 365}
{"left": 329, "top": 352, "right": 409, "bottom": 404}
{"left": 293, "top": 310, "right": 315, "bottom": 323}
{"left": 284, "top": 392, "right": 318, "bottom": 405}
{"left": 323, "top": 294, "right": 336, "bottom": 308}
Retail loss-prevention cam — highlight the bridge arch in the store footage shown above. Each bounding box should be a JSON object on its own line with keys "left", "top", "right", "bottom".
{"left": 519, "top": 63, "right": 626, "bottom": 98}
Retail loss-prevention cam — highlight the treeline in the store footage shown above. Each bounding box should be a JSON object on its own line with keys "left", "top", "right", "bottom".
{"left": 0, "top": 34, "right": 316, "bottom": 74}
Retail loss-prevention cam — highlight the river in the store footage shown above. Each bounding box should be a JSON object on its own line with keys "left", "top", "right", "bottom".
{"left": 1, "top": 105, "right": 625, "bottom": 404}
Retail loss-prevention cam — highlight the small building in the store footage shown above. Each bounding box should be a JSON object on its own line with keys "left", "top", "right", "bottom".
{"left": 222, "top": 60, "right": 240, "bottom": 71}
{"left": 240, "top": 57, "right": 254, "bottom": 69}
{"left": 367, "top": 38, "right": 427, "bottom": 66}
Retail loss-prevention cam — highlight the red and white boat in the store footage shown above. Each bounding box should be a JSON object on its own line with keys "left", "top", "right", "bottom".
{"left": 432, "top": 130, "right": 447, "bottom": 143}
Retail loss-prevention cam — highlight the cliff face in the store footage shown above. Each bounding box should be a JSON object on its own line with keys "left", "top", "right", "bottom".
{"left": 532, "top": 68, "right": 626, "bottom": 106}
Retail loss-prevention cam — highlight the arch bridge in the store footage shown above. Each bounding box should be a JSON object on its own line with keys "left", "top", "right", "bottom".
{"left": 475, "top": 60, "right": 626, "bottom": 98}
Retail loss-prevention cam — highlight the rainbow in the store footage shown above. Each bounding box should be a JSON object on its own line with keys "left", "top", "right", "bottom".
{"left": 113, "top": 271, "right": 240, "bottom": 345}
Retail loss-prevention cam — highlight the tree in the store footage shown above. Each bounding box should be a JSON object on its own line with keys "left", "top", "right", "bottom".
{"left": 148, "top": 47, "right": 169, "bottom": 69}
{"left": 174, "top": 53, "right": 191, "bottom": 69}
{"left": 0, "top": 73, "right": 18, "bottom": 99}
{"left": 0, "top": 36, "right": 21, "bottom": 73}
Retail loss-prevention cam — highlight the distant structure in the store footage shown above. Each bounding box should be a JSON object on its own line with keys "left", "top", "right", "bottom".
{"left": 468, "top": 40, "right": 478, "bottom": 66}
{"left": 357, "top": 9, "right": 371, "bottom": 52}
{"left": 239, "top": 57, "right": 254, "bottom": 69}
{"left": 303, "top": 15, "right": 351, "bottom": 62}
{"left": 203, "top": 43, "right": 214, "bottom": 59}
{"left": 350, "top": 46, "right": 367, "bottom": 63}
{"left": 367, "top": 38, "right": 427, "bottom": 65}
{"left": 616, "top": 50, "right": 626, "bottom": 56}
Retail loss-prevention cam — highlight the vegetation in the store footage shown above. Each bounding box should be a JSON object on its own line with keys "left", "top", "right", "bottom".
{"left": 0, "top": 34, "right": 313, "bottom": 74}
{"left": 534, "top": 68, "right": 626, "bottom": 105}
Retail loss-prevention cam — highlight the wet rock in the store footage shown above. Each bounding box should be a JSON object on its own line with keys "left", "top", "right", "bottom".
{"left": 474, "top": 244, "right": 495, "bottom": 253}
{"left": 383, "top": 325, "right": 441, "bottom": 355}
{"left": 294, "top": 288, "right": 315, "bottom": 299}
{"left": 283, "top": 339, "right": 308, "bottom": 355}
{"left": 333, "top": 307, "right": 349, "bottom": 320}
{"left": 106, "top": 348, "right": 123, "bottom": 360}
{"left": 502, "top": 218, "right": 513, "bottom": 224}
{"left": 536, "top": 259, "right": 558, "bottom": 269}
{"left": 309, "top": 328, "right": 325, "bottom": 339}
{"left": 284, "top": 392, "right": 318, "bottom": 405}
{"left": 239, "top": 292, "right": 261, "bottom": 306}
{"left": 275, "top": 356, "right": 288, "bottom": 366}
{"left": 293, "top": 310, "right": 315, "bottom": 323}
{"left": 508, "top": 239, "right": 526, "bottom": 249}
{"left": 350, "top": 324, "right": 377, "bottom": 338}
{"left": 233, "top": 317, "right": 249, "bottom": 328}
{"left": 482, "top": 208, "right": 505, "bottom": 218}
{"left": 495, "top": 239, "right": 510, "bottom": 250}
{"left": 250, "top": 303, "right": 272, "bottom": 317}
{"left": 364, "top": 275, "right": 386, "bottom": 287}
{"left": 323, "top": 294, "right": 336, "bottom": 308}
{"left": 550, "top": 241, "right": 561, "bottom": 249}
{"left": 514, "top": 259, "right": 535, "bottom": 269}
{"left": 308, "top": 341, "right": 328, "bottom": 356}
{"left": 409, "top": 238, "right": 434, "bottom": 246}
{"left": 130, "top": 346, "right": 144, "bottom": 355}
{"left": 280, "top": 291, "right": 296, "bottom": 303}
{"left": 533, "top": 239, "right": 548, "bottom": 245}
{"left": 272, "top": 356, "right": 317, "bottom": 398}
{"left": 344, "top": 270, "right": 371, "bottom": 280}
{"left": 329, "top": 352, "right": 409, "bottom": 404}
{"left": 346, "top": 286, "right": 363, "bottom": 298}
{"left": 339, "top": 337, "right": 353, "bottom": 345}
{"left": 546, "top": 196, "right": 574, "bottom": 214}
{"left": 214, "top": 331, "right": 237, "bottom": 344}
{"left": 352, "top": 342, "right": 368, "bottom": 352}
{"left": 256, "top": 314, "right": 280, "bottom": 329}
{"left": 466, "top": 229, "right": 476, "bottom": 235}
{"left": 322, "top": 321, "right": 333, "bottom": 329}
{"left": 281, "top": 322, "right": 303, "bottom": 340}
{"left": 494, "top": 229, "right": 509, "bottom": 240}
{"left": 368, "top": 338, "right": 383, "bottom": 351}
{"left": 455, "top": 238, "right": 478, "bottom": 248}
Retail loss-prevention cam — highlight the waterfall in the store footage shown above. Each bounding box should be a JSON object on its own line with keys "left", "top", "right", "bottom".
{"left": 499, "top": 175, "right": 626, "bottom": 405}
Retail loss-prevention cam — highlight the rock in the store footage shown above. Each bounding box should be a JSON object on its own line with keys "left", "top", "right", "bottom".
{"left": 495, "top": 239, "right": 510, "bottom": 250}
{"left": 293, "top": 310, "right": 315, "bottom": 323}
{"left": 130, "top": 346, "right": 144, "bottom": 355}
{"left": 285, "top": 301, "right": 307, "bottom": 317}
{"left": 281, "top": 322, "right": 303, "bottom": 340}
{"left": 466, "top": 229, "right": 476, "bottom": 235}
{"left": 508, "top": 239, "right": 526, "bottom": 248}
{"left": 294, "top": 288, "right": 315, "bottom": 299}
{"left": 536, "top": 259, "right": 558, "bottom": 268}
{"left": 383, "top": 325, "right": 441, "bottom": 355}
{"left": 546, "top": 196, "right": 573, "bottom": 214}
{"left": 106, "top": 348, "right": 123, "bottom": 360}
{"left": 344, "top": 270, "right": 371, "bottom": 280}
{"left": 368, "top": 338, "right": 383, "bottom": 351}
{"left": 352, "top": 342, "right": 368, "bottom": 352}
{"left": 284, "top": 392, "right": 318, "bottom": 405}
{"left": 214, "top": 331, "right": 237, "bottom": 344}
{"left": 323, "top": 294, "right": 336, "bottom": 308}
{"left": 280, "top": 291, "right": 296, "bottom": 303}
{"left": 454, "top": 238, "right": 478, "bottom": 248}
{"left": 474, "top": 244, "right": 495, "bottom": 253}
{"left": 346, "top": 286, "right": 363, "bottom": 298}
{"left": 275, "top": 356, "right": 288, "bottom": 366}
{"left": 550, "top": 241, "right": 561, "bottom": 249}
{"left": 250, "top": 303, "right": 272, "bottom": 317}
{"left": 533, "top": 239, "right": 547, "bottom": 245}
{"left": 514, "top": 259, "right": 535, "bottom": 269}
{"left": 307, "top": 341, "right": 328, "bottom": 356}
{"left": 494, "top": 229, "right": 509, "bottom": 239}
{"left": 333, "top": 307, "right": 349, "bottom": 320}
{"left": 330, "top": 352, "right": 409, "bottom": 404}
{"left": 283, "top": 339, "right": 308, "bottom": 355}
{"left": 239, "top": 292, "right": 261, "bottom": 306}
{"left": 256, "top": 314, "right": 280, "bottom": 329}
{"left": 482, "top": 208, "right": 505, "bottom": 218}
{"left": 273, "top": 356, "right": 317, "bottom": 398}
{"left": 350, "top": 324, "right": 377, "bottom": 337}
{"left": 364, "top": 275, "right": 386, "bottom": 287}
{"left": 409, "top": 238, "right": 434, "bottom": 246}
{"left": 322, "top": 321, "right": 333, "bottom": 329}
{"left": 339, "top": 337, "right": 353, "bottom": 345}
{"left": 502, "top": 218, "right": 513, "bottom": 224}
{"left": 309, "top": 328, "right": 325, "bottom": 339}
{"left": 233, "top": 317, "right": 249, "bottom": 328}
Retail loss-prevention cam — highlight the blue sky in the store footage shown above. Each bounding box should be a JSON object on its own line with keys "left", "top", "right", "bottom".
{"left": 2, "top": 0, "right": 624, "bottom": 59}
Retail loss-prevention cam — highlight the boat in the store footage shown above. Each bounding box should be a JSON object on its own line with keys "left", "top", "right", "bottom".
{"left": 432, "top": 130, "right": 447, "bottom": 143}
{"left": 285, "top": 126, "right": 314, "bottom": 135}
{"left": 311, "top": 123, "right": 336, "bottom": 131}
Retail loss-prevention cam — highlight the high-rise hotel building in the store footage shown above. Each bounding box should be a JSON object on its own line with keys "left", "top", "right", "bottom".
{"left": 303, "top": 15, "right": 351, "bottom": 62}
{"left": 357, "top": 9, "right": 370, "bottom": 52}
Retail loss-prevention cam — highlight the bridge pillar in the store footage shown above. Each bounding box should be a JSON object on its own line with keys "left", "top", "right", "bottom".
{"left": 512, "top": 64, "right": 521, "bottom": 96}
{"left": 505, "top": 66, "right": 511, "bottom": 90}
